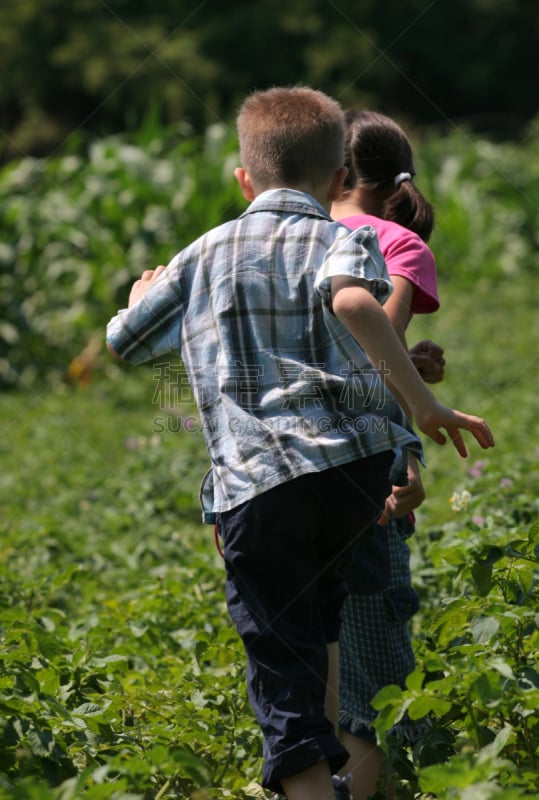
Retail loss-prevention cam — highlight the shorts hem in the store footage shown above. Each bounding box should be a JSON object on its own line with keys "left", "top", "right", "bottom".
{"left": 262, "top": 736, "right": 349, "bottom": 793}
{"left": 339, "top": 711, "right": 431, "bottom": 743}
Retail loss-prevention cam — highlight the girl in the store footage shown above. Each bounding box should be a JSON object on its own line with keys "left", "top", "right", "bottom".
{"left": 331, "top": 110, "right": 445, "bottom": 800}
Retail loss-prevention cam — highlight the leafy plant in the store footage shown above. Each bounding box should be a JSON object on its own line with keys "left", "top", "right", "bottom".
{"left": 0, "top": 382, "right": 263, "bottom": 798}
{"left": 0, "top": 124, "right": 243, "bottom": 388}
{"left": 372, "top": 470, "right": 539, "bottom": 799}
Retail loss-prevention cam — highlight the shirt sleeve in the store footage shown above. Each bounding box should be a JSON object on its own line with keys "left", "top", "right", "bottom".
{"left": 106, "top": 253, "right": 185, "bottom": 364}
{"left": 383, "top": 230, "right": 439, "bottom": 314}
{"left": 314, "top": 225, "right": 393, "bottom": 310}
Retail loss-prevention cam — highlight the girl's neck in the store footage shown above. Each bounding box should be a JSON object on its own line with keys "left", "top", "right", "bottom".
{"left": 331, "top": 199, "right": 367, "bottom": 219}
{"left": 331, "top": 186, "right": 383, "bottom": 220}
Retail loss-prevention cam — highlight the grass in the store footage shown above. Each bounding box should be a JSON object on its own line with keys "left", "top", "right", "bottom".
{"left": 0, "top": 272, "right": 539, "bottom": 800}
{"left": 407, "top": 271, "right": 539, "bottom": 528}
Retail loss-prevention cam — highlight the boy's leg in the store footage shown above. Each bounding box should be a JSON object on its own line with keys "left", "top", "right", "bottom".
{"left": 218, "top": 474, "right": 349, "bottom": 793}
{"left": 218, "top": 452, "right": 393, "bottom": 794}
{"left": 325, "top": 641, "right": 339, "bottom": 731}
{"left": 281, "top": 762, "right": 335, "bottom": 800}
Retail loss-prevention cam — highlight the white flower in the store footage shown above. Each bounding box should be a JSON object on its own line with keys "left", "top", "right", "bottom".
{"left": 450, "top": 489, "right": 472, "bottom": 511}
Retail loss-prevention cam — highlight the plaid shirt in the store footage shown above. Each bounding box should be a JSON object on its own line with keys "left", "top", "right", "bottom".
{"left": 107, "top": 189, "right": 422, "bottom": 513}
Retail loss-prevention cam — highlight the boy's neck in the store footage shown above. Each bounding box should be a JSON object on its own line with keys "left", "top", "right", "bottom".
{"left": 243, "top": 166, "right": 348, "bottom": 214}
{"left": 259, "top": 182, "right": 332, "bottom": 211}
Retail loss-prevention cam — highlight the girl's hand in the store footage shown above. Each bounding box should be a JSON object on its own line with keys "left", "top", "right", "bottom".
{"left": 409, "top": 339, "right": 445, "bottom": 383}
{"left": 378, "top": 476, "right": 426, "bottom": 525}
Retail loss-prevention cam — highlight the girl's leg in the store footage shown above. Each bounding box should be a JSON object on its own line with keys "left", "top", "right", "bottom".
{"left": 340, "top": 731, "right": 394, "bottom": 800}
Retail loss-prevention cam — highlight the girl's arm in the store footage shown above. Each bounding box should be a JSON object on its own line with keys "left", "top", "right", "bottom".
{"left": 382, "top": 275, "right": 415, "bottom": 347}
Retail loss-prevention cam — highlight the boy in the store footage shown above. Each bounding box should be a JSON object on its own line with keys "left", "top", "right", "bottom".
{"left": 106, "top": 86, "right": 493, "bottom": 799}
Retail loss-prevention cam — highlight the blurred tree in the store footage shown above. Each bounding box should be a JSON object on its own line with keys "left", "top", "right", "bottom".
{"left": 366, "top": 0, "right": 539, "bottom": 130}
{"left": 0, "top": 0, "right": 537, "bottom": 158}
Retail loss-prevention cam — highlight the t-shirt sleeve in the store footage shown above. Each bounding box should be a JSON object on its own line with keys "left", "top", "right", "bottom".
{"left": 383, "top": 230, "right": 439, "bottom": 314}
{"left": 314, "top": 225, "right": 393, "bottom": 310}
{"left": 106, "top": 253, "right": 185, "bottom": 364}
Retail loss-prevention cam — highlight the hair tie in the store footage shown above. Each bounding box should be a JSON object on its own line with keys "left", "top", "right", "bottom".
{"left": 394, "top": 171, "right": 412, "bottom": 187}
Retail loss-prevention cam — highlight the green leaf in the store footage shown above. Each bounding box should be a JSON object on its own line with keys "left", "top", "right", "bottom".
{"left": 72, "top": 701, "right": 111, "bottom": 718}
{"left": 370, "top": 683, "right": 405, "bottom": 709}
{"left": 27, "top": 728, "right": 56, "bottom": 757}
{"left": 471, "top": 562, "right": 494, "bottom": 596}
{"left": 405, "top": 668, "right": 425, "bottom": 692}
{"left": 527, "top": 521, "right": 539, "bottom": 544}
{"left": 471, "top": 615, "right": 500, "bottom": 643}
{"left": 477, "top": 725, "right": 513, "bottom": 761}
{"left": 408, "top": 695, "right": 452, "bottom": 720}
{"left": 489, "top": 658, "right": 515, "bottom": 680}
{"left": 516, "top": 667, "right": 539, "bottom": 690}
{"left": 243, "top": 782, "right": 267, "bottom": 798}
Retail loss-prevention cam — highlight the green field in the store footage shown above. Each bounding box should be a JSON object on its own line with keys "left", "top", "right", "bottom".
{"left": 1, "top": 125, "right": 538, "bottom": 798}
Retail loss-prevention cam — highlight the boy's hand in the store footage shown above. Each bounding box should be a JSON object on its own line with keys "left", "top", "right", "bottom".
{"left": 416, "top": 403, "right": 495, "bottom": 457}
{"left": 409, "top": 339, "right": 445, "bottom": 384}
{"left": 128, "top": 265, "right": 166, "bottom": 307}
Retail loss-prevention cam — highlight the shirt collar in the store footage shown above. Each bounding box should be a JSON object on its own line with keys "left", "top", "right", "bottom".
{"left": 240, "top": 188, "right": 332, "bottom": 221}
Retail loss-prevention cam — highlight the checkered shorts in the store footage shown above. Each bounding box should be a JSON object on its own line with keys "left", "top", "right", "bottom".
{"left": 339, "top": 515, "right": 421, "bottom": 741}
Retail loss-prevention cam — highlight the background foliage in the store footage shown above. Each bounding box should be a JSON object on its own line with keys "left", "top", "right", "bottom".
{"left": 1, "top": 0, "right": 538, "bottom": 159}
{"left": 1, "top": 117, "right": 538, "bottom": 390}
{"left": 0, "top": 122, "right": 242, "bottom": 388}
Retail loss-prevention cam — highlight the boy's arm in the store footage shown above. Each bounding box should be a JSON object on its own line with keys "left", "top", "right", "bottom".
{"left": 331, "top": 276, "right": 494, "bottom": 456}
{"left": 126, "top": 265, "right": 167, "bottom": 308}
{"left": 106, "top": 265, "right": 175, "bottom": 364}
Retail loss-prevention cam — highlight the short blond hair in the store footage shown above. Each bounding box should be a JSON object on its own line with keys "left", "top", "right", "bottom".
{"left": 237, "top": 86, "right": 345, "bottom": 189}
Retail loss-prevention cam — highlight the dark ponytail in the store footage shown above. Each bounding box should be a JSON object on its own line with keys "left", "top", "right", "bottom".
{"left": 343, "top": 109, "right": 434, "bottom": 242}
{"left": 382, "top": 182, "right": 434, "bottom": 242}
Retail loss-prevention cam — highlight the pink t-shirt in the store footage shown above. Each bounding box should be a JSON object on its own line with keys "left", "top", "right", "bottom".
{"left": 339, "top": 214, "right": 439, "bottom": 314}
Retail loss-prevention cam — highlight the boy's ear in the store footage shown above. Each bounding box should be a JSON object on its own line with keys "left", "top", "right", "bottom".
{"left": 327, "top": 166, "right": 349, "bottom": 202}
{"left": 234, "top": 167, "right": 256, "bottom": 201}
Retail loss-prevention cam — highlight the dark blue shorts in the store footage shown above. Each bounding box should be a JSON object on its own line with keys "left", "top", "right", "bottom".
{"left": 216, "top": 451, "right": 393, "bottom": 793}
